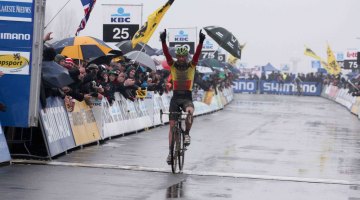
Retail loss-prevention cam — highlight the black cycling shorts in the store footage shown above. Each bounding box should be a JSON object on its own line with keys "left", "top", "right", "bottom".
{"left": 169, "top": 91, "right": 194, "bottom": 120}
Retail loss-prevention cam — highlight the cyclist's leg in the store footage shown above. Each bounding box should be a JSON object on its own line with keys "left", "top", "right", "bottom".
{"left": 184, "top": 104, "right": 194, "bottom": 134}
{"left": 182, "top": 100, "right": 194, "bottom": 146}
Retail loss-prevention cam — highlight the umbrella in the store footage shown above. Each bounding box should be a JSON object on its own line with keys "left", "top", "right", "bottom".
{"left": 87, "top": 54, "right": 118, "bottom": 66}
{"left": 124, "top": 51, "right": 156, "bottom": 71}
{"left": 115, "top": 40, "right": 157, "bottom": 56}
{"left": 346, "top": 71, "right": 360, "bottom": 80}
{"left": 222, "top": 62, "right": 234, "bottom": 69}
{"left": 196, "top": 66, "right": 214, "bottom": 74}
{"left": 199, "top": 58, "right": 226, "bottom": 69}
{"left": 204, "top": 26, "right": 242, "bottom": 59}
{"left": 42, "top": 61, "right": 73, "bottom": 88}
{"left": 161, "top": 60, "right": 170, "bottom": 71}
{"left": 156, "top": 47, "right": 176, "bottom": 58}
{"left": 51, "top": 36, "right": 112, "bottom": 61}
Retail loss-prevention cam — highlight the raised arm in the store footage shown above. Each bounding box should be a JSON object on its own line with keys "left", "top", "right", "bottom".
{"left": 191, "top": 30, "right": 206, "bottom": 66}
{"left": 160, "top": 29, "right": 174, "bottom": 66}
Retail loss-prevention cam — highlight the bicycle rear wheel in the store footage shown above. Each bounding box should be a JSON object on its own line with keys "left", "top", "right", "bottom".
{"left": 170, "top": 126, "right": 178, "bottom": 173}
{"left": 178, "top": 131, "right": 185, "bottom": 172}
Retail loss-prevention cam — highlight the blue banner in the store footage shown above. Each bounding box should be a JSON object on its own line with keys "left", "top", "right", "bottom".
{"left": 232, "top": 80, "right": 257, "bottom": 93}
{"left": 0, "top": 122, "right": 11, "bottom": 163}
{"left": 0, "top": 20, "right": 32, "bottom": 48}
{"left": 260, "top": 81, "right": 322, "bottom": 96}
{"left": 0, "top": 0, "right": 34, "bottom": 127}
{"left": 0, "top": 1, "right": 33, "bottom": 22}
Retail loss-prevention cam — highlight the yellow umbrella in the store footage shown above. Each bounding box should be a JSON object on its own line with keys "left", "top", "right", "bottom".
{"left": 52, "top": 36, "right": 112, "bottom": 61}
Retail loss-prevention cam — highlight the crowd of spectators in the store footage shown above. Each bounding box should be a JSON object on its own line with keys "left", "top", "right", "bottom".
{"left": 41, "top": 35, "right": 237, "bottom": 109}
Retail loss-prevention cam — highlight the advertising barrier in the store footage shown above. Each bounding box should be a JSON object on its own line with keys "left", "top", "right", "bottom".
{"left": 232, "top": 80, "right": 322, "bottom": 96}
{"left": 351, "top": 97, "right": 360, "bottom": 115}
{"left": 259, "top": 81, "right": 322, "bottom": 96}
{"left": 39, "top": 97, "right": 75, "bottom": 157}
{"left": 0, "top": 122, "right": 10, "bottom": 163}
{"left": 232, "top": 80, "right": 257, "bottom": 93}
{"left": 335, "top": 89, "right": 356, "bottom": 110}
{"left": 36, "top": 89, "right": 233, "bottom": 158}
{"left": 67, "top": 100, "right": 101, "bottom": 146}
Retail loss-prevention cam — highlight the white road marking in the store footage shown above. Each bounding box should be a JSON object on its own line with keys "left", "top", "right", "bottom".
{"left": 12, "top": 159, "right": 360, "bottom": 185}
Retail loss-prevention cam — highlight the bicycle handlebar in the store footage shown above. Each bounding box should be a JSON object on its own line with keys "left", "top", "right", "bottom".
{"left": 160, "top": 109, "right": 189, "bottom": 124}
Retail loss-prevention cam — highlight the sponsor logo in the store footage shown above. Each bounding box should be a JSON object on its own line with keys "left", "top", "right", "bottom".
{"left": 263, "top": 82, "right": 318, "bottom": 93}
{"left": 233, "top": 81, "right": 256, "bottom": 91}
{"left": 336, "top": 52, "right": 344, "bottom": 61}
{"left": 203, "top": 40, "right": 214, "bottom": 49}
{"left": 0, "top": 32, "right": 30, "bottom": 40}
{"left": 0, "top": 5, "right": 31, "bottom": 14}
{"left": 174, "top": 30, "right": 188, "bottom": 42}
{"left": 111, "top": 7, "right": 130, "bottom": 23}
{"left": 0, "top": 53, "right": 28, "bottom": 69}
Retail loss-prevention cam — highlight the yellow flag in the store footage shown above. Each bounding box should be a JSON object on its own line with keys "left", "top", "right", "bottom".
{"left": 131, "top": 0, "right": 174, "bottom": 48}
{"left": 304, "top": 46, "right": 334, "bottom": 75}
{"left": 227, "top": 54, "right": 238, "bottom": 65}
{"left": 304, "top": 46, "right": 322, "bottom": 61}
{"left": 326, "top": 44, "right": 341, "bottom": 75}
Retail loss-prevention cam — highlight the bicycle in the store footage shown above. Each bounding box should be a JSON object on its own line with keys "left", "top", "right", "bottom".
{"left": 160, "top": 109, "right": 188, "bottom": 173}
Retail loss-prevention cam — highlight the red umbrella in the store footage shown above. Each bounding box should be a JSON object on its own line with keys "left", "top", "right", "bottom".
{"left": 161, "top": 60, "right": 171, "bottom": 71}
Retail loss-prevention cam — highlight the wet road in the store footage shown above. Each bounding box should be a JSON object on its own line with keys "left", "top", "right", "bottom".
{"left": 2, "top": 94, "right": 360, "bottom": 199}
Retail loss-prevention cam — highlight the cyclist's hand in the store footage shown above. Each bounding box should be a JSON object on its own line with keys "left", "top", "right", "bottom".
{"left": 199, "top": 30, "right": 206, "bottom": 43}
{"left": 160, "top": 29, "right": 167, "bottom": 43}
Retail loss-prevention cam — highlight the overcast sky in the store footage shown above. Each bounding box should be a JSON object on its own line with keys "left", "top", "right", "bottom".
{"left": 45, "top": 0, "right": 360, "bottom": 72}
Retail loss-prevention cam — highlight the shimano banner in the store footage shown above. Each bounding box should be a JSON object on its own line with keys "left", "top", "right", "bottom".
{"left": 232, "top": 80, "right": 258, "bottom": 93}
{"left": 260, "top": 81, "right": 322, "bottom": 96}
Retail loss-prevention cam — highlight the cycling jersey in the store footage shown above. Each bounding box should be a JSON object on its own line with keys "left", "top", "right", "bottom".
{"left": 162, "top": 42, "right": 203, "bottom": 92}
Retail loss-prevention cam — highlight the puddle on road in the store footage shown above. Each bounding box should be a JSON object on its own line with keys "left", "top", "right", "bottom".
{"left": 166, "top": 180, "right": 185, "bottom": 198}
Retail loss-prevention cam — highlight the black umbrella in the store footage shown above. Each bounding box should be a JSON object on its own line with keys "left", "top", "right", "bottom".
{"left": 87, "top": 53, "right": 118, "bottom": 66}
{"left": 42, "top": 61, "right": 73, "bottom": 88}
{"left": 204, "top": 26, "right": 242, "bottom": 59}
{"left": 115, "top": 40, "right": 157, "bottom": 56}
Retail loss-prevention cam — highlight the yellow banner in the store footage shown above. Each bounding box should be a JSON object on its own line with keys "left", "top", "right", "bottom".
{"left": 203, "top": 91, "right": 214, "bottom": 105}
{"left": 68, "top": 100, "right": 101, "bottom": 146}
{"left": 351, "top": 97, "right": 360, "bottom": 115}
{"left": 326, "top": 44, "right": 341, "bottom": 75}
{"left": 131, "top": 0, "right": 173, "bottom": 48}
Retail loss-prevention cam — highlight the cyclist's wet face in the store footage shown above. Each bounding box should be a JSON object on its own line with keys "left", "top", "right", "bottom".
{"left": 176, "top": 55, "right": 187, "bottom": 63}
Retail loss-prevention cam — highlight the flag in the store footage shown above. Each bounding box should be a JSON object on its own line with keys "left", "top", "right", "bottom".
{"left": 75, "top": 0, "right": 96, "bottom": 36}
{"left": 227, "top": 54, "right": 238, "bottom": 65}
{"left": 326, "top": 44, "right": 341, "bottom": 75}
{"left": 304, "top": 46, "right": 322, "bottom": 61}
{"left": 131, "top": 0, "right": 174, "bottom": 48}
{"left": 304, "top": 45, "right": 334, "bottom": 75}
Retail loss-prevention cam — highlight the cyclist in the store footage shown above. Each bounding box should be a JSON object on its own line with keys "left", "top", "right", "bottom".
{"left": 160, "top": 29, "right": 206, "bottom": 164}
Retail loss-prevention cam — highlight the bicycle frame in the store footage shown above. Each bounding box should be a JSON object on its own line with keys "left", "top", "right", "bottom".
{"left": 160, "top": 109, "right": 188, "bottom": 173}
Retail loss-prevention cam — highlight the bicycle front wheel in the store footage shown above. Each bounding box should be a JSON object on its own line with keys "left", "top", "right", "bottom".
{"left": 178, "top": 131, "right": 185, "bottom": 172}
{"left": 170, "top": 126, "right": 178, "bottom": 173}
